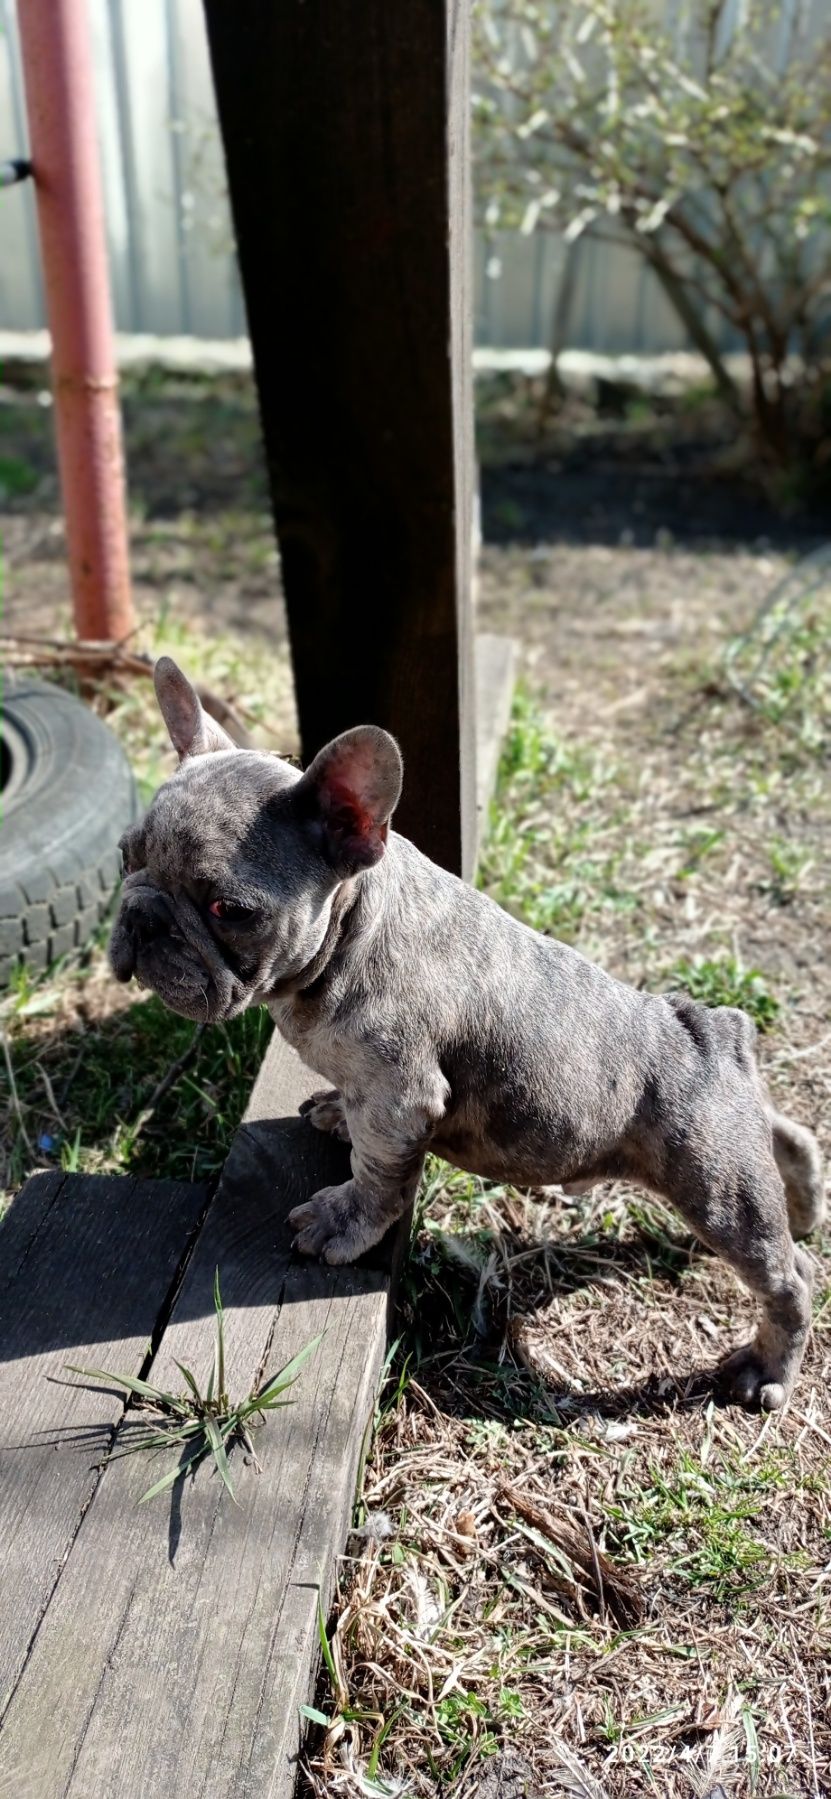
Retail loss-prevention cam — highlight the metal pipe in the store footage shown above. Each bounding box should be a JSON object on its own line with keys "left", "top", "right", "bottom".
{"left": 17, "top": 0, "right": 134, "bottom": 642}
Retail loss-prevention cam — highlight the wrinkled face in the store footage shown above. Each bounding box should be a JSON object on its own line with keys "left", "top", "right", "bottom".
{"left": 110, "top": 753, "right": 337, "bottom": 1021}
{"left": 108, "top": 656, "right": 403, "bottom": 1023}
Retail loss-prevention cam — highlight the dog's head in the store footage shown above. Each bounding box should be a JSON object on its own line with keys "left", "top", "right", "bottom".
{"left": 109, "top": 657, "right": 402, "bottom": 1022}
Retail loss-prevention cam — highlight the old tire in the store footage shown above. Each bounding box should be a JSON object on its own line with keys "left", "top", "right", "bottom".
{"left": 0, "top": 672, "right": 139, "bottom": 987}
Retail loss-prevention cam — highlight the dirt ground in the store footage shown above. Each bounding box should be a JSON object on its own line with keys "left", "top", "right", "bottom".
{"left": 2, "top": 371, "right": 830, "bottom": 1796}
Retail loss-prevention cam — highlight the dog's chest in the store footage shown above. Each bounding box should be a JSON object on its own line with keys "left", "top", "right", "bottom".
{"left": 268, "top": 995, "right": 344, "bottom": 1086}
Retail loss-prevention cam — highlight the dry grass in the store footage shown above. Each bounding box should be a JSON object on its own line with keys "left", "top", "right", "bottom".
{"left": 302, "top": 545, "right": 831, "bottom": 1799}
{"left": 306, "top": 1175, "right": 831, "bottom": 1798}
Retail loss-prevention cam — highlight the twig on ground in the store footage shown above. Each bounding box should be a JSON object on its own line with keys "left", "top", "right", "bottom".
{"left": 496, "top": 1479, "right": 642, "bottom": 1627}
{"left": 142, "top": 1024, "right": 207, "bottom": 1114}
{"left": 36, "top": 1062, "right": 67, "bottom": 1131}
{"left": 1, "top": 1031, "right": 34, "bottom": 1158}
{"left": 0, "top": 631, "right": 288, "bottom": 749}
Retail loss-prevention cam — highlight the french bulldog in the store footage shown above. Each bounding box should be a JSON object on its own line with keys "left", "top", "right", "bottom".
{"left": 110, "top": 656, "right": 826, "bottom": 1412}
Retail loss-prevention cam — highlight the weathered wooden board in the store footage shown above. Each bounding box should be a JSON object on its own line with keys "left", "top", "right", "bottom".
{"left": 0, "top": 1172, "right": 207, "bottom": 1714}
{"left": 475, "top": 634, "right": 517, "bottom": 858}
{"left": 0, "top": 1051, "right": 400, "bottom": 1797}
{"left": 202, "top": 0, "right": 477, "bottom": 879}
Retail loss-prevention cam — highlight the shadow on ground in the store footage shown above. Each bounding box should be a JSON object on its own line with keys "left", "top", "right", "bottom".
{"left": 395, "top": 1208, "right": 734, "bottom": 1431}
{"left": 480, "top": 460, "right": 828, "bottom": 550}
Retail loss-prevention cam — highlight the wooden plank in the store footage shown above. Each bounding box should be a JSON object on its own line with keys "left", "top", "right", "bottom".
{"left": 475, "top": 633, "right": 517, "bottom": 860}
{"left": 202, "top": 0, "right": 477, "bottom": 878}
{"left": 0, "top": 1053, "right": 401, "bottom": 1797}
{"left": 0, "top": 1171, "right": 207, "bottom": 1713}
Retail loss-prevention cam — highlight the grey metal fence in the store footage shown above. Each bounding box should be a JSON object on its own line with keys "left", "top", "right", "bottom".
{"left": 0, "top": 0, "right": 823, "bottom": 353}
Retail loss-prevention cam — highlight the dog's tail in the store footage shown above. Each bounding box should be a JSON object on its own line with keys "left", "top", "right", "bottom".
{"left": 768, "top": 1106, "right": 826, "bottom": 1240}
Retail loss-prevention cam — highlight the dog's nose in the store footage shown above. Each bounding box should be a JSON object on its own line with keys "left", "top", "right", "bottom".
{"left": 109, "top": 898, "right": 168, "bottom": 983}
{"left": 110, "top": 926, "right": 136, "bottom": 983}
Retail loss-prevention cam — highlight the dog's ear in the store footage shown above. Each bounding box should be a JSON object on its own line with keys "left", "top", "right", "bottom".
{"left": 154, "top": 656, "right": 237, "bottom": 761}
{"left": 293, "top": 726, "right": 403, "bottom": 874}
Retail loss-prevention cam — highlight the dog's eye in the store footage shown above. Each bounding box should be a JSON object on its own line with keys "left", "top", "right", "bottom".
{"left": 208, "top": 898, "right": 254, "bottom": 924}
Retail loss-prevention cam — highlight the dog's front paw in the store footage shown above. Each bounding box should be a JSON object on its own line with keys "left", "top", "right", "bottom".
{"left": 288, "top": 1180, "right": 391, "bottom": 1265}
{"left": 298, "top": 1088, "right": 351, "bottom": 1143}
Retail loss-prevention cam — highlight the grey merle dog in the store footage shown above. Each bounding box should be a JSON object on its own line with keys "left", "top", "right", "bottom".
{"left": 110, "top": 657, "right": 826, "bottom": 1413}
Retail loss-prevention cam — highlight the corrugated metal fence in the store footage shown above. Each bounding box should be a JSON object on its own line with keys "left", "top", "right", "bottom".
{"left": 0, "top": 0, "right": 823, "bottom": 353}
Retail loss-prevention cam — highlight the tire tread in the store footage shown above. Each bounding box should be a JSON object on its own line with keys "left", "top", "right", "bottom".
{"left": 1, "top": 674, "right": 138, "bottom": 987}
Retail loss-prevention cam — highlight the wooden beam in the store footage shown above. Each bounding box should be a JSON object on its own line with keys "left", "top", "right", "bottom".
{"left": 202, "top": 0, "right": 477, "bottom": 878}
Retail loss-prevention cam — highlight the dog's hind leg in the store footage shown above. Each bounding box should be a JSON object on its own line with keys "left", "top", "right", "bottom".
{"left": 768, "top": 1106, "right": 826, "bottom": 1240}
{"left": 717, "top": 1234, "right": 814, "bottom": 1413}
{"left": 665, "top": 1142, "right": 814, "bottom": 1412}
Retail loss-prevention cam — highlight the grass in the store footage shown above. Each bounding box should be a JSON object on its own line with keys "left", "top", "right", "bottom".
{"left": 302, "top": 1170, "right": 831, "bottom": 1798}
{"left": 665, "top": 956, "right": 781, "bottom": 1032}
{"left": 605, "top": 1442, "right": 795, "bottom": 1606}
{"left": 762, "top": 836, "right": 816, "bottom": 907}
{"left": 0, "top": 453, "right": 37, "bottom": 500}
{"left": 67, "top": 1270, "right": 321, "bottom": 1505}
{"left": 725, "top": 564, "right": 831, "bottom": 758}
{"left": 478, "top": 688, "right": 633, "bottom": 946}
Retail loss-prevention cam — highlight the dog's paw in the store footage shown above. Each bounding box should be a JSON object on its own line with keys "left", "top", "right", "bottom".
{"left": 298, "top": 1089, "right": 351, "bottom": 1143}
{"left": 288, "top": 1181, "right": 389, "bottom": 1265}
{"left": 718, "top": 1342, "right": 789, "bottom": 1413}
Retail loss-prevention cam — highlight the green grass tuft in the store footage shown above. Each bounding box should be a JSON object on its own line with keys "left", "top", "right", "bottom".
{"left": 67, "top": 1271, "right": 320, "bottom": 1504}
{"left": 665, "top": 955, "right": 780, "bottom": 1031}
{"left": 605, "top": 1444, "right": 800, "bottom": 1607}
{"left": 477, "top": 686, "right": 634, "bottom": 944}
{"left": 0, "top": 452, "right": 38, "bottom": 498}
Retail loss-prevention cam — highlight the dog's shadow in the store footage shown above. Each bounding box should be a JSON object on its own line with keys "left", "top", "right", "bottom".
{"left": 400, "top": 1210, "right": 732, "bottom": 1427}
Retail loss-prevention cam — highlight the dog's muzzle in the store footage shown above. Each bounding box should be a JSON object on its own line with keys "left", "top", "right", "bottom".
{"left": 109, "top": 876, "right": 240, "bottom": 1022}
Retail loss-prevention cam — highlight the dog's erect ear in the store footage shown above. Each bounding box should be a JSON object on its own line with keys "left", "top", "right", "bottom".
{"left": 293, "top": 726, "right": 403, "bottom": 874}
{"left": 154, "top": 656, "right": 237, "bottom": 761}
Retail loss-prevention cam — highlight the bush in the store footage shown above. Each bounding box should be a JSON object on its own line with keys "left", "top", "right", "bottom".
{"left": 474, "top": 0, "right": 831, "bottom": 474}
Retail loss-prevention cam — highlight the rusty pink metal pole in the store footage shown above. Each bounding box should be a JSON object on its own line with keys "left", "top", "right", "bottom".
{"left": 17, "top": 0, "right": 134, "bottom": 641}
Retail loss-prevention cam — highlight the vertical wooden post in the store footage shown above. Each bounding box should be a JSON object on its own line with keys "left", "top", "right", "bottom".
{"left": 202, "top": 0, "right": 476, "bottom": 877}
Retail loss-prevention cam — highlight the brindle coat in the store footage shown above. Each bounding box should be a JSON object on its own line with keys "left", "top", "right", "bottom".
{"left": 110, "top": 658, "right": 826, "bottom": 1412}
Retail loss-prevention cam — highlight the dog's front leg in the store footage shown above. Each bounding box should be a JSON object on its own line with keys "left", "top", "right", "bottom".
{"left": 288, "top": 1091, "right": 439, "bottom": 1265}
